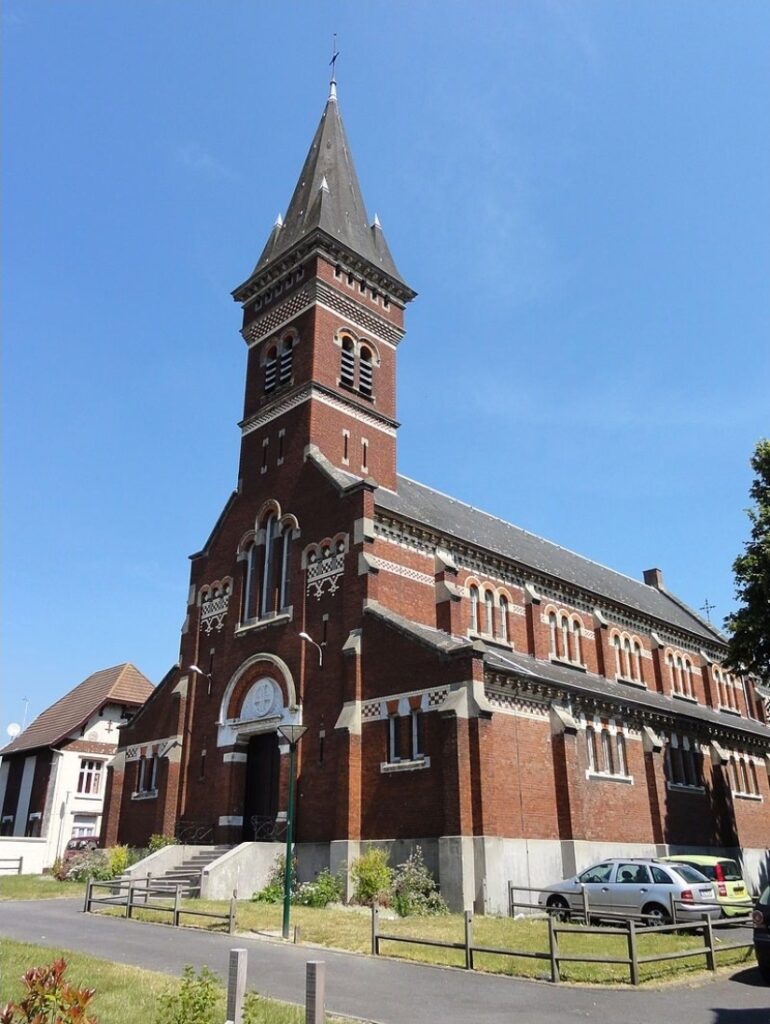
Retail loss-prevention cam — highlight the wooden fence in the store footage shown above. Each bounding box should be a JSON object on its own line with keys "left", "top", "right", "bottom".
{"left": 370, "top": 902, "right": 754, "bottom": 986}
{"left": 84, "top": 878, "right": 236, "bottom": 933}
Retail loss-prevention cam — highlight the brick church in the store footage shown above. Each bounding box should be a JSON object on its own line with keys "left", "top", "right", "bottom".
{"left": 102, "top": 81, "right": 770, "bottom": 911}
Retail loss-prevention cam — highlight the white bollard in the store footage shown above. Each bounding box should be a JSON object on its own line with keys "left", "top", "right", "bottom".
{"left": 305, "top": 961, "right": 325, "bottom": 1024}
{"left": 226, "top": 948, "right": 247, "bottom": 1024}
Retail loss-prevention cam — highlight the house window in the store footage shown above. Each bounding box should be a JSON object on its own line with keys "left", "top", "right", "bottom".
{"left": 71, "top": 814, "right": 98, "bottom": 837}
{"left": 411, "top": 709, "right": 424, "bottom": 760}
{"left": 388, "top": 713, "right": 402, "bottom": 763}
{"left": 77, "top": 759, "right": 102, "bottom": 796}
{"left": 136, "top": 755, "right": 158, "bottom": 794}
{"left": 25, "top": 814, "right": 42, "bottom": 838}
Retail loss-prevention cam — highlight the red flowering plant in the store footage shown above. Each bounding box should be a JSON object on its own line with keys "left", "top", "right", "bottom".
{"left": 0, "top": 958, "right": 97, "bottom": 1024}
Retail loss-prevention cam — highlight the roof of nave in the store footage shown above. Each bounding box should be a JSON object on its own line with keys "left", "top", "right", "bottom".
{"left": 238, "top": 85, "right": 410, "bottom": 293}
{"left": 0, "top": 663, "right": 153, "bottom": 756}
{"left": 375, "top": 474, "right": 724, "bottom": 647}
{"left": 485, "top": 647, "right": 770, "bottom": 742}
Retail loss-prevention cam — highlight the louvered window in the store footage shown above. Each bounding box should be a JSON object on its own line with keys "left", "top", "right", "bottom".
{"left": 265, "top": 348, "right": 277, "bottom": 393}
{"left": 359, "top": 347, "right": 373, "bottom": 397}
{"left": 279, "top": 339, "right": 293, "bottom": 384}
{"left": 340, "top": 338, "right": 355, "bottom": 386}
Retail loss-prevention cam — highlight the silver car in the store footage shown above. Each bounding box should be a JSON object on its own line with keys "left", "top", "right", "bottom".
{"left": 538, "top": 858, "right": 720, "bottom": 924}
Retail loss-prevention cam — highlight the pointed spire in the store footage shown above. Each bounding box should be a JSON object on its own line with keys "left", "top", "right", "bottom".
{"left": 239, "top": 87, "right": 411, "bottom": 293}
{"left": 274, "top": 212, "right": 283, "bottom": 227}
{"left": 372, "top": 213, "right": 381, "bottom": 228}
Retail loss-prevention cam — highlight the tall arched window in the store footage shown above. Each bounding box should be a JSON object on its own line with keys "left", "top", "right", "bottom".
{"left": 265, "top": 346, "right": 277, "bottom": 393}
{"left": 484, "top": 590, "right": 494, "bottom": 635}
{"left": 498, "top": 595, "right": 509, "bottom": 642}
{"left": 632, "top": 642, "right": 643, "bottom": 683}
{"left": 340, "top": 337, "right": 355, "bottom": 387}
{"left": 560, "top": 616, "right": 570, "bottom": 661}
{"left": 241, "top": 543, "right": 259, "bottom": 622}
{"left": 279, "top": 338, "right": 294, "bottom": 384}
{"left": 279, "top": 528, "right": 293, "bottom": 609}
{"left": 749, "top": 760, "right": 759, "bottom": 795}
{"left": 571, "top": 620, "right": 582, "bottom": 665}
{"left": 260, "top": 515, "right": 278, "bottom": 618}
{"left": 359, "top": 346, "right": 373, "bottom": 397}
{"left": 470, "top": 585, "right": 479, "bottom": 633}
{"left": 613, "top": 635, "right": 622, "bottom": 677}
{"left": 683, "top": 660, "right": 694, "bottom": 699}
{"left": 548, "top": 612, "right": 558, "bottom": 657}
{"left": 622, "top": 638, "right": 631, "bottom": 678}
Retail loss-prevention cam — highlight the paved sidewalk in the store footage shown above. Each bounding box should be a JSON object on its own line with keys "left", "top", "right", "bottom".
{"left": 1, "top": 900, "right": 768, "bottom": 1024}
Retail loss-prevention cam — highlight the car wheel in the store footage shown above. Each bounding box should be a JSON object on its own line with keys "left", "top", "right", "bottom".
{"left": 546, "top": 896, "right": 571, "bottom": 921}
{"left": 642, "top": 902, "right": 671, "bottom": 927}
{"left": 757, "top": 955, "right": 770, "bottom": 984}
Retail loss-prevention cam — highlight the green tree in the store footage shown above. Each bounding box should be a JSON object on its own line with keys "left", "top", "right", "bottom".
{"left": 724, "top": 439, "right": 770, "bottom": 683}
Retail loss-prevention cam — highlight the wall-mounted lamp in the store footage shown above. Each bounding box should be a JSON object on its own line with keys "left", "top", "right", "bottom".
{"left": 188, "top": 665, "right": 212, "bottom": 696}
{"left": 299, "top": 632, "right": 324, "bottom": 667}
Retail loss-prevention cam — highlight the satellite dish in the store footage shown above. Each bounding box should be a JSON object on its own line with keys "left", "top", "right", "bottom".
{"left": 7, "top": 723, "right": 21, "bottom": 738}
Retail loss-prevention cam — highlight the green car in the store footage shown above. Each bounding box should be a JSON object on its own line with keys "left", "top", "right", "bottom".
{"left": 660, "top": 856, "right": 752, "bottom": 917}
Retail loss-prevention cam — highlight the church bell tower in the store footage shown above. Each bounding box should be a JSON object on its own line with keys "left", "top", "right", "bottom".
{"left": 231, "top": 80, "right": 416, "bottom": 494}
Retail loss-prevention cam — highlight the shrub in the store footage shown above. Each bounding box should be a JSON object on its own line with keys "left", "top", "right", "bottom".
{"left": 295, "top": 869, "right": 343, "bottom": 908}
{"left": 0, "top": 957, "right": 96, "bottom": 1024}
{"left": 51, "top": 858, "right": 66, "bottom": 882}
{"left": 351, "top": 847, "right": 392, "bottom": 906}
{"left": 107, "top": 845, "right": 130, "bottom": 878}
{"left": 392, "top": 847, "right": 448, "bottom": 917}
{"left": 252, "top": 854, "right": 297, "bottom": 904}
{"left": 66, "top": 850, "right": 112, "bottom": 882}
{"left": 148, "top": 834, "right": 179, "bottom": 853}
{"left": 153, "top": 965, "right": 218, "bottom": 1024}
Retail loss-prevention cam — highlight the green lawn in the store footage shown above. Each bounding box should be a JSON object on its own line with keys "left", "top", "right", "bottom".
{"left": 0, "top": 939, "right": 352, "bottom": 1024}
{"left": 0, "top": 874, "right": 85, "bottom": 901}
{"left": 94, "top": 898, "right": 753, "bottom": 985}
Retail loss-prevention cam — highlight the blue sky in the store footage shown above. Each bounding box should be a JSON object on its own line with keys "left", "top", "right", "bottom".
{"left": 3, "top": 1, "right": 769, "bottom": 732}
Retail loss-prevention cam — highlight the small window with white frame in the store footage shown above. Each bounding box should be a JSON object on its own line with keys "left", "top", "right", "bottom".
{"left": 77, "top": 759, "right": 102, "bottom": 796}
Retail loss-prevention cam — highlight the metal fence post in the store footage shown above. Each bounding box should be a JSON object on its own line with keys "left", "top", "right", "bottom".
{"left": 547, "top": 913, "right": 560, "bottom": 983}
{"left": 126, "top": 881, "right": 134, "bottom": 919}
{"left": 581, "top": 883, "right": 590, "bottom": 924}
{"left": 18, "top": 857, "right": 23, "bottom": 876}
{"left": 669, "top": 890, "right": 677, "bottom": 925}
{"left": 83, "top": 878, "right": 92, "bottom": 914}
{"left": 173, "top": 885, "right": 181, "bottom": 927}
{"left": 305, "top": 961, "right": 325, "bottom": 1024}
{"left": 226, "top": 948, "right": 247, "bottom": 1024}
{"left": 702, "top": 913, "right": 716, "bottom": 972}
{"left": 464, "top": 911, "right": 474, "bottom": 970}
{"left": 508, "top": 881, "right": 514, "bottom": 917}
{"left": 627, "top": 920, "right": 639, "bottom": 985}
{"left": 294, "top": 924, "right": 301, "bottom": 945}
{"left": 228, "top": 896, "right": 237, "bottom": 934}
{"left": 371, "top": 902, "right": 379, "bottom": 955}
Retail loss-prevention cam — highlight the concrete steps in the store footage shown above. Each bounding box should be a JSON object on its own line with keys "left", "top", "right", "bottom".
{"left": 123, "top": 845, "right": 233, "bottom": 897}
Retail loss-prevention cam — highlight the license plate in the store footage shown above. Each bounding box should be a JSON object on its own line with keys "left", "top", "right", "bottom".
{"left": 699, "top": 888, "right": 713, "bottom": 898}
{"left": 735, "top": 885, "right": 745, "bottom": 893}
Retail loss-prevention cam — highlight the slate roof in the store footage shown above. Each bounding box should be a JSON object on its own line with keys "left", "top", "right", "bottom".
{"left": 485, "top": 647, "right": 770, "bottom": 742}
{"left": 242, "top": 88, "right": 410, "bottom": 290}
{"left": 376, "top": 475, "right": 723, "bottom": 645}
{"left": 0, "top": 663, "right": 153, "bottom": 756}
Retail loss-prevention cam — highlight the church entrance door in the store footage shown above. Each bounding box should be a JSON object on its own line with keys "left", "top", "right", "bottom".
{"left": 242, "top": 732, "right": 280, "bottom": 841}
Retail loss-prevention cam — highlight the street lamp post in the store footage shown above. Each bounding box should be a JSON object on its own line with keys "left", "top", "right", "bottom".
{"left": 277, "top": 723, "right": 307, "bottom": 940}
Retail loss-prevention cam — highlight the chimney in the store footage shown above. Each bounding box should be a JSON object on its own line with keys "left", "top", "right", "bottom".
{"left": 643, "top": 567, "right": 665, "bottom": 590}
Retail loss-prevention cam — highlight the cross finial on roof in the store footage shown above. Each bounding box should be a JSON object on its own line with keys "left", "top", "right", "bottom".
{"left": 329, "top": 33, "right": 340, "bottom": 101}
{"left": 700, "top": 597, "right": 716, "bottom": 622}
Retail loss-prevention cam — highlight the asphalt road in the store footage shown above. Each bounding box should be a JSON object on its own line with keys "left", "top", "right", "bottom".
{"left": 1, "top": 900, "right": 768, "bottom": 1024}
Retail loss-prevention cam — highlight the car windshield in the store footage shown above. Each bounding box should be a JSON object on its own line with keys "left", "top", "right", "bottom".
{"left": 671, "top": 864, "right": 710, "bottom": 884}
{"left": 760, "top": 886, "right": 770, "bottom": 905}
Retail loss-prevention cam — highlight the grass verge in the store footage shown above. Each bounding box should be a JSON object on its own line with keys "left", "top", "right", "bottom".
{"left": 0, "top": 939, "right": 354, "bottom": 1024}
{"left": 96, "top": 899, "right": 753, "bottom": 984}
{"left": 0, "top": 874, "right": 85, "bottom": 901}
